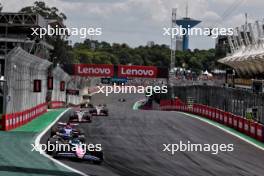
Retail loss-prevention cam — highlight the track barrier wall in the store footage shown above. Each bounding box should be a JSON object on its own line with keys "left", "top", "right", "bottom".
{"left": 50, "top": 66, "right": 71, "bottom": 107}
{"left": 49, "top": 101, "right": 65, "bottom": 109}
{"left": 1, "top": 103, "right": 47, "bottom": 131}
{"left": 5, "top": 47, "right": 51, "bottom": 114}
{"left": 157, "top": 85, "right": 264, "bottom": 124}
{"left": 66, "top": 77, "right": 82, "bottom": 105}
{"left": 0, "top": 47, "right": 81, "bottom": 130}
{"left": 159, "top": 99, "right": 264, "bottom": 143}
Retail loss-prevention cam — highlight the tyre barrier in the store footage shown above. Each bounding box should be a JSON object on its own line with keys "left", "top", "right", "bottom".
{"left": 159, "top": 99, "right": 264, "bottom": 143}
{"left": 1, "top": 103, "right": 48, "bottom": 131}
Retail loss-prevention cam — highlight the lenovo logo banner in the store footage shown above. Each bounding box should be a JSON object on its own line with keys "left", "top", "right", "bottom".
{"left": 118, "top": 65, "right": 157, "bottom": 78}
{"left": 75, "top": 64, "right": 114, "bottom": 77}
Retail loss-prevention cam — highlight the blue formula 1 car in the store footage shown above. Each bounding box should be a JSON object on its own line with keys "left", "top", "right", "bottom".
{"left": 47, "top": 135, "right": 104, "bottom": 164}
{"left": 50, "top": 122, "right": 85, "bottom": 142}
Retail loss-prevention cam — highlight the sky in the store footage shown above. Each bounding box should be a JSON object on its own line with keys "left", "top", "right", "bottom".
{"left": 1, "top": 0, "right": 263, "bottom": 49}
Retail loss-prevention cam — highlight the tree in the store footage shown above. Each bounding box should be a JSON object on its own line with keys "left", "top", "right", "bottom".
{"left": 72, "top": 40, "right": 220, "bottom": 72}
{"left": 20, "top": 1, "right": 66, "bottom": 21}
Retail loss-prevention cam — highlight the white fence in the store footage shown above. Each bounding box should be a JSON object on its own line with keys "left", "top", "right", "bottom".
{"left": 5, "top": 47, "right": 51, "bottom": 114}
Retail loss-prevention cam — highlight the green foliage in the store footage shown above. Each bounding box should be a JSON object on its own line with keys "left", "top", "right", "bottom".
{"left": 20, "top": 1, "right": 66, "bottom": 21}
{"left": 73, "top": 39, "right": 220, "bottom": 73}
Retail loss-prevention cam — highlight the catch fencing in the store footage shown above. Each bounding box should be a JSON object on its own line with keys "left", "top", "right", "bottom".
{"left": 50, "top": 66, "right": 71, "bottom": 108}
{"left": 156, "top": 85, "right": 264, "bottom": 124}
{"left": 2, "top": 47, "right": 51, "bottom": 130}
{"left": 1, "top": 47, "right": 82, "bottom": 130}
{"left": 5, "top": 47, "right": 51, "bottom": 114}
{"left": 66, "top": 77, "right": 82, "bottom": 105}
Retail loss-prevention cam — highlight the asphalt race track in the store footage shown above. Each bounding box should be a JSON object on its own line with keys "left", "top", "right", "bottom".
{"left": 41, "top": 93, "right": 264, "bottom": 176}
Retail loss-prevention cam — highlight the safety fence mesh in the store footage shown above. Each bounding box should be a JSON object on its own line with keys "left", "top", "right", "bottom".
{"left": 67, "top": 77, "right": 82, "bottom": 105}
{"left": 51, "top": 66, "right": 71, "bottom": 103}
{"left": 155, "top": 85, "right": 264, "bottom": 124}
{"left": 5, "top": 47, "right": 51, "bottom": 114}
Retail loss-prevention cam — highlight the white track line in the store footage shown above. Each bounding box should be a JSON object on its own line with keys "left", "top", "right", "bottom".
{"left": 34, "top": 108, "right": 89, "bottom": 176}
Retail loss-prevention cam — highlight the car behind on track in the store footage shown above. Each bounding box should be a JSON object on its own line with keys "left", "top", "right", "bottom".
{"left": 69, "top": 111, "right": 92, "bottom": 123}
{"left": 89, "top": 104, "right": 109, "bottom": 116}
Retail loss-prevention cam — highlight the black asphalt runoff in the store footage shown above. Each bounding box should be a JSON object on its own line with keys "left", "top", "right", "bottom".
{"left": 41, "top": 93, "right": 264, "bottom": 176}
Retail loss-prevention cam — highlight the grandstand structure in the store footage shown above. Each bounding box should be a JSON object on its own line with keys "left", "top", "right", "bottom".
{"left": 0, "top": 13, "right": 56, "bottom": 66}
{"left": 218, "top": 20, "right": 264, "bottom": 77}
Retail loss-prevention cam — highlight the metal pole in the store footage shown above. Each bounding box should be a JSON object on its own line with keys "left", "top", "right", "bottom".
{"left": 2, "top": 24, "right": 8, "bottom": 114}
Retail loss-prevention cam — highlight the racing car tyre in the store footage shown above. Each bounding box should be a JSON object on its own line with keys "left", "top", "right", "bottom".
{"left": 50, "top": 127, "right": 58, "bottom": 136}
{"left": 92, "top": 151, "right": 104, "bottom": 164}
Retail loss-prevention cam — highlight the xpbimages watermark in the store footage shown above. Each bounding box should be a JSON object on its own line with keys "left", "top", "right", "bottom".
{"left": 162, "top": 141, "right": 234, "bottom": 155}
{"left": 96, "top": 83, "right": 168, "bottom": 96}
{"left": 163, "top": 26, "right": 234, "bottom": 39}
{"left": 31, "top": 25, "right": 102, "bottom": 38}
{"left": 31, "top": 142, "right": 102, "bottom": 153}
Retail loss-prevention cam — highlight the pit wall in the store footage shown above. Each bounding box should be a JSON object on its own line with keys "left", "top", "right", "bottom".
{"left": 159, "top": 98, "right": 264, "bottom": 143}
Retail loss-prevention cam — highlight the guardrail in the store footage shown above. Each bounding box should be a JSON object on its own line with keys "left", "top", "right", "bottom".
{"left": 159, "top": 99, "right": 264, "bottom": 143}
{"left": 1, "top": 103, "right": 48, "bottom": 131}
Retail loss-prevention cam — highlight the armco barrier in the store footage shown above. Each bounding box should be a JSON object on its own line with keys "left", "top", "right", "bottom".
{"left": 1, "top": 103, "right": 47, "bottom": 131}
{"left": 159, "top": 100, "right": 264, "bottom": 143}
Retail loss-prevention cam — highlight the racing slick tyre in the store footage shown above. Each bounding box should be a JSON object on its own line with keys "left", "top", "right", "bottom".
{"left": 50, "top": 127, "right": 59, "bottom": 137}
{"left": 92, "top": 151, "right": 104, "bottom": 165}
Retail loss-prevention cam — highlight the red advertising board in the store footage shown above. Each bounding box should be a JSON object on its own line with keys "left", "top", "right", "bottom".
{"left": 118, "top": 65, "right": 157, "bottom": 78}
{"left": 74, "top": 64, "right": 114, "bottom": 77}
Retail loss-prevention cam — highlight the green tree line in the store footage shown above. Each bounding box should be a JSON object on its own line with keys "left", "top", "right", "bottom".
{"left": 72, "top": 39, "right": 223, "bottom": 73}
